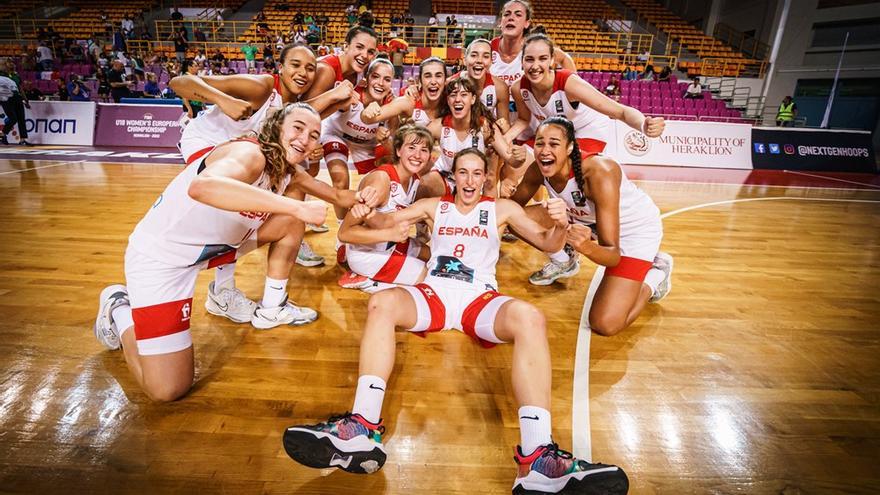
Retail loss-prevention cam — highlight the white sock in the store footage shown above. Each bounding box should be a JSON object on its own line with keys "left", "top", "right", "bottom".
{"left": 261, "top": 276, "right": 288, "bottom": 307}
{"left": 548, "top": 249, "right": 570, "bottom": 264}
{"left": 214, "top": 262, "right": 236, "bottom": 290}
{"left": 518, "top": 405, "right": 552, "bottom": 455}
{"left": 111, "top": 303, "right": 134, "bottom": 339}
{"left": 644, "top": 267, "right": 665, "bottom": 296}
{"left": 352, "top": 375, "right": 386, "bottom": 424}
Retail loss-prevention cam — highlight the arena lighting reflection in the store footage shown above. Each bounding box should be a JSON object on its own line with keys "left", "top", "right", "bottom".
{"left": 55, "top": 368, "right": 93, "bottom": 444}
{"left": 0, "top": 371, "right": 27, "bottom": 428}
{"left": 658, "top": 410, "right": 681, "bottom": 451}
{"left": 616, "top": 411, "right": 640, "bottom": 452}
{"left": 707, "top": 402, "right": 746, "bottom": 463}
{"left": 27, "top": 368, "right": 60, "bottom": 427}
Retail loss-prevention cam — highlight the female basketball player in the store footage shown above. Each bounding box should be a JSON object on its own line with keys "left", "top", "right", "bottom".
{"left": 503, "top": 34, "right": 665, "bottom": 285}
{"left": 320, "top": 58, "right": 397, "bottom": 222}
{"left": 453, "top": 38, "right": 510, "bottom": 125}
{"left": 361, "top": 57, "right": 448, "bottom": 129}
{"left": 93, "top": 103, "right": 335, "bottom": 402}
{"left": 337, "top": 125, "right": 434, "bottom": 290}
{"left": 514, "top": 117, "right": 673, "bottom": 336}
{"left": 302, "top": 25, "right": 378, "bottom": 101}
{"left": 282, "top": 148, "right": 629, "bottom": 495}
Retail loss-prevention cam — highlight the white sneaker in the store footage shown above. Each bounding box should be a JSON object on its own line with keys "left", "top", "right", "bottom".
{"left": 307, "top": 223, "right": 329, "bottom": 233}
{"left": 361, "top": 280, "right": 397, "bottom": 294}
{"left": 94, "top": 284, "right": 129, "bottom": 350}
{"left": 252, "top": 296, "right": 318, "bottom": 329}
{"left": 649, "top": 251, "right": 674, "bottom": 303}
{"left": 529, "top": 252, "right": 580, "bottom": 286}
{"left": 205, "top": 281, "right": 257, "bottom": 323}
{"left": 296, "top": 241, "right": 325, "bottom": 267}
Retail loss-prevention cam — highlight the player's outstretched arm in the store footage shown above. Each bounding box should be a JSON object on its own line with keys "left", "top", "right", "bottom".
{"left": 499, "top": 197, "right": 568, "bottom": 252}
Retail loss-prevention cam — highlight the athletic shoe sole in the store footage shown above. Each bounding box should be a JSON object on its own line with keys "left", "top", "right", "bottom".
{"left": 512, "top": 466, "right": 629, "bottom": 495}
{"left": 650, "top": 252, "right": 674, "bottom": 303}
{"left": 283, "top": 428, "right": 386, "bottom": 474}
{"left": 528, "top": 263, "right": 581, "bottom": 286}
{"left": 205, "top": 299, "right": 253, "bottom": 323}
{"left": 295, "top": 257, "right": 325, "bottom": 267}
{"left": 94, "top": 284, "right": 127, "bottom": 350}
{"left": 251, "top": 310, "right": 318, "bottom": 329}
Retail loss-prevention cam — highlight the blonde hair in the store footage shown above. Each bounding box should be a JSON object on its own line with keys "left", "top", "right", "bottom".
{"left": 254, "top": 103, "right": 319, "bottom": 191}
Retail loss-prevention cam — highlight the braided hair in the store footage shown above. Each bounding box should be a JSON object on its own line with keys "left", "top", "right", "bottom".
{"left": 538, "top": 116, "right": 586, "bottom": 206}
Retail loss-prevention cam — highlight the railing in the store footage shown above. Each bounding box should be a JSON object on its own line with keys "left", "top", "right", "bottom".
{"left": 433, "top": 0, "right": 495, "bottom": 16}
{"left": 570, "top": 52, "right": 677, "bottom": 71}
{"left": 714, "top": 23, "right": 770, "bottom": 61}
{"left": 155, "top": 19, "right": 263, "bottom": 43}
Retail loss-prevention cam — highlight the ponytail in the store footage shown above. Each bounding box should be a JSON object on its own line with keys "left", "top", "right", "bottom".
{"left": 539, "top": 117, "right": 586, "bottom": 206}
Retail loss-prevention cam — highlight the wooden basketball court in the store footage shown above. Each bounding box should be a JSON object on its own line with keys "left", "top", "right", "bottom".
{"left": 1, "top": 157, "right": 879, "bottom": 494}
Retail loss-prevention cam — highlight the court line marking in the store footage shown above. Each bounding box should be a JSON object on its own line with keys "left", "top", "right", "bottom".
{"left": 571, "top": 195, "right": 880, "bottom": 460}
{"left": 783, "top": 170, "right": 880, "bottom": 189}
{"left": 0, "top": 160, "right": 84, "bottom": 176}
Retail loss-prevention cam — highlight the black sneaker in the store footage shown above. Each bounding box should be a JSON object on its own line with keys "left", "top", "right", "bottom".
{"left": 512, "top": 443, "right": 629, "bottom": 494}
{"left": 283, "top": 412, "right": 387, "bottom": 474}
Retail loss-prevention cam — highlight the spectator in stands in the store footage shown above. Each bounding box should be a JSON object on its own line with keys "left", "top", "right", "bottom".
{"left": 293, "top": 11, "right": 304, "bottom": 25}
{"left": 428, "top": 12, "right": 438, "bottom": 44}
{"left": 68, "top": 42, "right": 85, "bottom": 62}
{"left": 170, "top": 8, "right": 184, "bottom": 22}
{"left": 359, "top": 10, "right": 375, "bottom": 29}
{"left": 86, "top": 37, "right": 101, "bottom": 64}
{"left": 317, "top": 14, "right": 329, "bottom": 26}
{"left": 346, "top": 3, "right": 357, "bottom": 17}
{"left": 450, "top": 15, "right": 460, "bottom": 44}
{"left": 37, "top": 42, "right": 53, "bottom": 71}
{"left": 113, "top": 28, "right": 127, "bottom": 56}
{"left": 180, "top": 60, "right": 205, "bottom": 118}
{"left": 20, "top": 49, "right": 36, "bottom": 72}
{"left": 36, "top": 27, "right": 48, "bottom": 42}
{"left": 262, "top": 56, "right": 277, "bottom": 74}
{"left": 304, "top": 13, "right": 314, "bottom": 26}
{"left": 194, "top": 26, "right": 207, "bottom": 42}
{"left": 212, "top": 48, "right": 226, "bottom": 67}
{"left": 55, "top": 78, "right": 69, "bottom": 101}
{"left": 294, "top": 27, "right": 307, "bottom": 45}
{"left": 169, "top": 26, "right": 188, "bottom": 62}
{"left": 0, "top": 72, "right": 30, "bottom": 145}
{"left": 347, "top": 10, "right": 358, "bottom": 27}
{"left": 684, "top": 77, "right": 703, "bottom": 99}
{"left": 622, "top": 64, "right": 638, "bottom": 81}
{"left": 637, "top": 49, "right": 650, "bottom": 63}
{"left": 657, "top": 66, "right": 671, "bottom": 82}
{"left": 144, "top": 72, "right": 160, "bottom": 97}
{"left": 98, "top": 52, "right": 111, "bottom": 73}
{"left": 122, "top": 14, "right": 135, "bottom": 39}
{"left": 68, "top": 74, "right": 90, "bottom": 101}
{"left": 640, "top": 64, "right": 656, "bottom": 81}
{"left": 241, "top": 40, "right": 259, "bottom": 71}
{"left": 194, "top": 49, "right": 207, "bottom": 66}
{"left": 307, "top": 26, "right": 320, "bottom": 45}
{"left": 22, "top": 80, "right": 43, "bottom": 101}
{"left": 108, "top": 60, "right": 133, "bottom": 102}
{"left": 605, "top": 75, "right": 621, "bottom": 101}
{"left": 775, "top": 96, "right": 797, "bottom": 127}
{"left": 263, "top": 43, "right": 274, "bottom": 60}
{"left": 2, "top": 59, "right": 21, "bottom": 87}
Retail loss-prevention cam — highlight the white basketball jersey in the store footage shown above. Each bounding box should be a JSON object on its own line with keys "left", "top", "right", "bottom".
{"left": 323, "top": 88, "right": 383, "bottom": 146}
{"left": 348, "top": 165, "right": 420, "bottom": 254}
{"left": 490, "top": 37, "right": 523, "bottom": 88}
{"left": 451, "top": 71, "right": 499, "bottom": 115}
{"left": 519, "top": 70, "right": 612, "bottom": 144}
{"left": 410, "top": 98, "right": 432, "bottom": 126}
{"left": 129, "top": 138, "right": 292, "bottom": 266}
{"left": 544, "top": 164, "right": 659, "bottom": 233}
{"left": 434, "top": 116, "right": 485, "bottom": 175}
{"left": 427, "top": 196, "right": 500, "bottom": 290}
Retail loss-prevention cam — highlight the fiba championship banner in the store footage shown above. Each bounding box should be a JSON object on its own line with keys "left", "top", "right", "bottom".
{"left": 751, "top": 127, "right": 876, "bottom": 173}
{"left": 21, "top": 101, "right": 96, "bottom": 145}
{"left": 94, "top": 104, "right": 183, "bottom": 147}
{"left": 611, "top": 120, "right": 753, "bottom": 169}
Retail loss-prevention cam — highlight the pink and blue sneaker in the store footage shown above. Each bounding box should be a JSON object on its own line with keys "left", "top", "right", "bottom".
{"left": 283, "top": 412, "right": 386, "bottom": 474}
{"left": 513, "top": 443, "right": 629, "bottom": 494}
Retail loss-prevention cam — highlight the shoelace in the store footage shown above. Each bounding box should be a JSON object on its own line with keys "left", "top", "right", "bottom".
{"left": 321, "top": 412, "right": 386, "bottom": 435}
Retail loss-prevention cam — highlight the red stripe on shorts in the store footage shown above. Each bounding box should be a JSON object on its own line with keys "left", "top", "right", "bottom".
{"left": 415, "top": 283, "right": 445, "bottom": 332}
{"left": 373, "top": 239, "right": 411, "bottom": 283}
{"left": 207, "top": 249, "right": 237, "bottom": 269}
{"left": 605, "top": 256, "right": 653, "bottom": 282}
{"left": 353, "top": 158, "right": 377, "bottom": 175}
{"left": 186, "top": 146, "right": 214, "bottom": 165}
{"left": 576, "top": 137, "right": 606, "bottom": 155}
{"left": 132, "top": 297, "right": 194, "bottom": 341}
{"left": 461, "top": 291, "right": 501, "bottom": 349}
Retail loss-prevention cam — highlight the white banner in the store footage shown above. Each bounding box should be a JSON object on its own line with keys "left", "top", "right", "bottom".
{"left": 23, "top": 101, "right": 96, "bottom": 146}
{"left": 611, "top": 120, "right": 753, "bottom": 169}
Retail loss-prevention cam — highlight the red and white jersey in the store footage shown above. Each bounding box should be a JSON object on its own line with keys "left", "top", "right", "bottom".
{"left": 450, "top": 71, "right": 499, "bottom": 114}
{"left": 519, "top": 70, "right": 612, "bottom": 144}
{"left": 129, "top": 138, "right": 292, "bottom": 267}
{"left": 349, "top": 164, "right": 420, "bottom": 254}
{"left": 433, "top": 116, "right": 485, "bottom": 175}
{"left": 489, "top": 37, "right": 523, "bottom": 88}
{"left": 318, "top": 54, "right": 348, "bottom": 86}
{"left": 544, "top": 164, "right": 659, "bottom": 232}
{"left": 410, "top": 98, "right": 432, "bottom": 126}
{"left": 322, "top": 88, "right": 387, "bottom": 147}
{"left": 179, "top": 82, "right": 282, "bottom": 164}
{"left": 427, "top": 196, "right": 500, "bottom": 290}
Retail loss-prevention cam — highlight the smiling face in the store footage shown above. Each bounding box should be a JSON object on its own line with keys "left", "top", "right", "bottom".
{"left": 446, "top": 82, "right": 476, "bottom": 121}
{"left": 419, "top": 61, "right": 446, "bottom": 103}
{"left": 465, "top": 41, "right": 492, "bottom": 80}
{"left": 396, "top": 132, "right": 431, "bottom": 176}
{"left": 452, "top": 152, "right": 488, "bottom": 206}
{"left": 534, "top": 123, "right": 572, "bottom": 178}
{"left": 279, "top": 106, "right": 322, "bottom": 165}
{"left": 344, "top": 32, "right": 378, "bottom": 74}
{"left": 499, "top": 1, "right": 530, "bottom": 37}
{"left": 522, "top": 39, "right": 554, "bottom": 85}
{"left": 279, "top": 46, "right": 316, "bottom": 99}
{"left": 365, "top": 62, "right": 393, "bottom": 102}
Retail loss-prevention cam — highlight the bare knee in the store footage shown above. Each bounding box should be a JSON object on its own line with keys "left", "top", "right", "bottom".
{"left": 589, "top": 313, "right": 625, "bottom": 337}
{"left": 143, "top": 380, "right": 191, "bottom": 403}
{"left": 367, "top": 290, "right": 396, "bottom": 317}
{"left": 506, "top": 302, "right": 547, "bottom": 341}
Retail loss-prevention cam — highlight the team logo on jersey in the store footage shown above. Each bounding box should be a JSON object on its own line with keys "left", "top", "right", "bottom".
{"left": 555, "top": 100, "right": 564, "bottom": 113}
{"left": 421, "top": 286, "right": 435, "bottom": 297}
{"left": 521, "top": 90, "right": 530, "bottom": 100}
{"left": 330, "top": 142, "right": 343, "bottom": 151}
{"left": 443, "top": 127, "right": 451, "bottom": 138}
{"left": 440, "top": 202, "right": 449, "bottom": 212}
{"left": 479, "top": 210, "right": 488, "bottom": 225}
{"left": 181, "top": 302, "right": 191, "bottom": 321}
{"left": 390, "top": 182, "right": 399, "bottom": 194}
{"left": 623, "top": 130, "right": 650, "bottom": 157}
{"left": 431, "top": 255, "right": 475, "bottom": 283}
{"left": 486, "top": 94, "right": 494, "bottom": 107}
{"left": 571, "top": 190, "right": 585, "bottom": 205}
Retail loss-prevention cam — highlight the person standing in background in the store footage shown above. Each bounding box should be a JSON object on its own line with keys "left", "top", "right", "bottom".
{"left": 776, "top": 96, "right": 797, "bottom": 127}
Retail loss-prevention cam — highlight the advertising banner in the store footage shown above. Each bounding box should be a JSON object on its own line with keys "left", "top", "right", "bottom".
{"left": 22, "top": 101, "right": 96, "bottom": 145}
{"left": 751, "top": 127, "right": 876, "bottom": 173}
{"left": 613, "top": 120, "right": 753, "bottom": 169}
{"left": 94, "top": 104, "right": 184, "bottom": 147}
